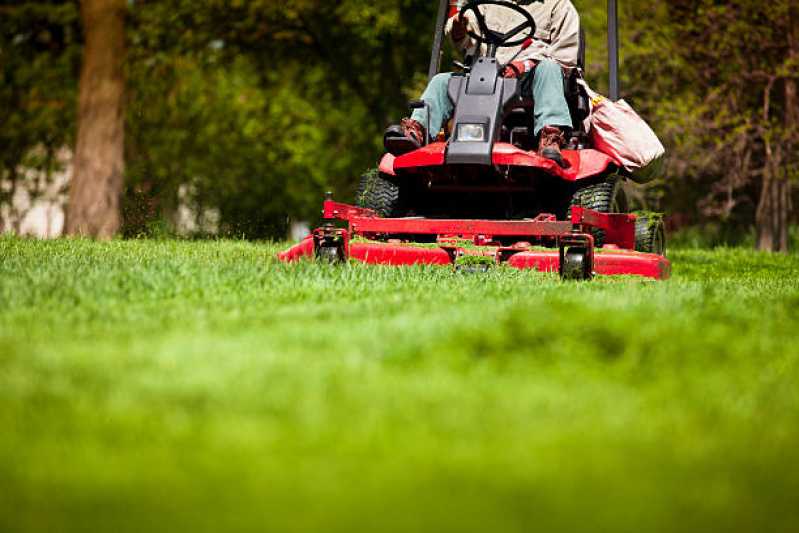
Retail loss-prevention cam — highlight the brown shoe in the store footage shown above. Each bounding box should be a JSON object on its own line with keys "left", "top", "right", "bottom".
{"left": 384, "top": 118, "right": 427, "bottom": 155}
{"left": 538, "top": 125, "right": 568, "bottom": 168}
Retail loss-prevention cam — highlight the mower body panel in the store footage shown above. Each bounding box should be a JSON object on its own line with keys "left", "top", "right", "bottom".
{"left": 381, "top": 142, "right": 619, "bottom": 182}
{"left": 446, "top": 59, "right": 521, "bottom": 166}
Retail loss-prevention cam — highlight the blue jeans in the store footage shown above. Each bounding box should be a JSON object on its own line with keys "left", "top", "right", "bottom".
{"left": 411, "top": 59, "right": 572, "bottom": 139}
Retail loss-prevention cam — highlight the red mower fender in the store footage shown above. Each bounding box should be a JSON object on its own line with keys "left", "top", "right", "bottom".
{"left": 491, "top": 143, "right": 621, "bottom": 181}
{"left": 379, "top": 142, "right": 621, "bottom": 181}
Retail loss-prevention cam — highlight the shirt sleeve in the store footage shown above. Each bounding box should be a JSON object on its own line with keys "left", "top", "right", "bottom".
{"left": 444, "top": 9, "right": 481, "bottom": 56}
{"left": 543, "top": 0, "right": 580, "bottom": 68}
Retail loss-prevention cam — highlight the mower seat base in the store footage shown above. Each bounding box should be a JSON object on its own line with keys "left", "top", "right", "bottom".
{"left": 384, "top": 125, "right": 422, "bottom": 156}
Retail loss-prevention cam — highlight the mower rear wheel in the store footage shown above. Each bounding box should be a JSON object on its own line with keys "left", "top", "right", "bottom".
{"left": 356, "top": 168, "right": 403, "bottom": 218}
{"left": 569, "top": 178, "right": 628, "bottom": 247}
{"left": 634, "top": 214, "right": 666, "bottom": 255}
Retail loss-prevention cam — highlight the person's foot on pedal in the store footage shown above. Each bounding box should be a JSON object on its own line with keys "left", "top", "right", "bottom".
{"left": 384, "top": 118, "right": 427, "bottom": 156}
{"left": 538, "top": 125, "right": 568, "bottom": 168}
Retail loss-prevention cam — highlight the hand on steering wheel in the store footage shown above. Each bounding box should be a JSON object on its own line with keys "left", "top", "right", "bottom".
{"left": 458, "top": 0, "right": 537, "bottom": 49}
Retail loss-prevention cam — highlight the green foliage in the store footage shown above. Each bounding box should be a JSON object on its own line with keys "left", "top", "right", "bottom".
{"left": 616, "top": 0, "right": 799, "bottom": 227}
{"left": 1, "top": 238, "right": 799, "bottom": 531}
{"left": 123, "top": 0, "right": 438, "bottom": 237}
{"left": 0, "top": 1, "right": 80, "bottom": 203}
{"left": 2, "top": 0, "right": 798, "bottom": 239}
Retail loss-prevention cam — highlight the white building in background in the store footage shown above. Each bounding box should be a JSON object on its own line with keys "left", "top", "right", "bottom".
{"left": 0, "top": 149, "right": 71, "bottom": 239}
{"left": 0, "top": 159, "right": 222, "bottom": 239}
{"left": 290, "top": 221, "right": 310, "bottom": 241}
{"left": 1, "top": 151, "right": 301, "bottom": 239}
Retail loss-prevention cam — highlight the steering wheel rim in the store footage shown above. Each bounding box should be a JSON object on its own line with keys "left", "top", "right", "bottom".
{"left": 458, "top": 0, "right": 537, "bottom": 49}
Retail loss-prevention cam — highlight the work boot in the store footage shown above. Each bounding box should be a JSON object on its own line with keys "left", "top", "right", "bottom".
{"left": 538, "top": 125, "right": 568, "bottom": 168}
{"left": 384, "top": 118, "right": 426, "bottom": 156}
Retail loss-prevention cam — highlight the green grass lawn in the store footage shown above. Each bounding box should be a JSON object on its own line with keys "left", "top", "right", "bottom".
{"left": 1, "top": 237, "right": 798, "bottom": 532}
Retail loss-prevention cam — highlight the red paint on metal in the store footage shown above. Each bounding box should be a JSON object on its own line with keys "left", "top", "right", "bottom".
{"left": 592, "top": 250, "right": 671, "bottom": 280}
{"left": 277, "top": 234, "right": 671, "bottom": 280}
{"left": 277, "top": 235, "right": 315, "bottom": 262}
{"left": 507, "top": 249, "right": 670, "bottom": 280}
{"left": 571, "top": 205, "right": 636, "bottom": 250}
{"left": 322, "top": 200, "right": 376, "bottom": 220}
{"left": 320, "top": 201, "right": 636, "bottom": 251}
{"left": 506, "top": 250, "right": 561, "bottom": 272}
{"left": 350, "top": 216, "right": 572, "bottom": 238}
{"left": 384, "top": 142, "right": 619, "bottom": 181}
{"left": 350, "top": 242, "right": 452, "bottom": 266}
{"left": 492, "top": 143, "right": 619, "bottom": 181}
{"left": 277, "top": 200, "right": 671, "bottom": 280}
{"left": 393, "top": 142, "right": 447, "bottom": 169}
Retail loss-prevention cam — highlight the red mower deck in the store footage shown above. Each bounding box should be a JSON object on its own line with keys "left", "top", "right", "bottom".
{"left": 278, "top": 199, "right": 670, "bottom": 281}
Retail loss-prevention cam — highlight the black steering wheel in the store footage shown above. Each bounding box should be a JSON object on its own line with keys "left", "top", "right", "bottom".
{"left": 458, "top": 0, "right": 537, "bottom": 49}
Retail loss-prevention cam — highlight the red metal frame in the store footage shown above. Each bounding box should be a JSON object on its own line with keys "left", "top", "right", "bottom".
{"left": 278, "top": 199, "right": 671, "bottom": 280}
{"left": 570, "top": 205, "right": 636, "bottom": 251}
{"left": 379, "top": 142, "right": 620, "bottom": 181}
{"left": 323, "top": 199, "right": 633, "bottom": 248}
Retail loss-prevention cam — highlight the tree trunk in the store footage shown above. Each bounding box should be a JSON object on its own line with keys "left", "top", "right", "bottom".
{"left": 65, "top": 0, "right": 126, "bottom": 238}
{"left": 755, "top": 164, "right": 790, "bottom": 252}
{"left": 780, "top": 75, "right": 798, "bottom": 250}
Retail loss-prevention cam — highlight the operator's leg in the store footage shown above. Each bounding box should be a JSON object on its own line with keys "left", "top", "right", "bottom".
{"left": 410, "top": 72, "right": 454, "bottom": 139}
{"left": 528, "top": 60, "right": 572, "bottom": 168}
{"left": 385, "top": 72, "right": 454, "bottom": 155}
{"left": 531, "top": 60, "right": 571, "bottom": 136}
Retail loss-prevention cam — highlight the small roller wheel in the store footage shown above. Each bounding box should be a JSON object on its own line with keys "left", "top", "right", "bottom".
{"left": 634, "top": 214, "right": 666, "bottom": 255}
{"left": 316, "top": 244, "right": 343, "bottom": 263}
{"left": 560, "top": 247, "right": 592, "bottom": 281}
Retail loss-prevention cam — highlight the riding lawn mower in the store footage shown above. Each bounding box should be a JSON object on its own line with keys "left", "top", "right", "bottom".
{"left": 279, "top": 0, "right": 670, "bottom": 280}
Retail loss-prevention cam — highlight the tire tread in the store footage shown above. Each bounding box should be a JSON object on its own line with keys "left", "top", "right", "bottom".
{"left": 355, "top": 168, "right": 402, "bottom": 217}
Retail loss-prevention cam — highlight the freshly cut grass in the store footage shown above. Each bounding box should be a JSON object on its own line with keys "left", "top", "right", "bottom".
{"left": 1, "top": 237, "right": 798, "bottom": 532}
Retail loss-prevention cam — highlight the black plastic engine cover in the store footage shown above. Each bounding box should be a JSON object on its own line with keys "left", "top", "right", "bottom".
{"left": 446, "top": 58, "right": 518, "bottom": 166}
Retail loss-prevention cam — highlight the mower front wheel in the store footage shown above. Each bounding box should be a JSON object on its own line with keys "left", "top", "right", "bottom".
{"left": 634, "top": 214, "right": 666, "bottom": 255}
{"left": 316, "top": 243, "right": 345, "bottom": 263}
{"left": 560, "top": 247, "right": 592, "bottom": 281}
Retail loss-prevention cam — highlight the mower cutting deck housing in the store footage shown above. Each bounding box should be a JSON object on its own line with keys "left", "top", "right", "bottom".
{"left": 278, "top": 198, "right": 670, "bottom": 280}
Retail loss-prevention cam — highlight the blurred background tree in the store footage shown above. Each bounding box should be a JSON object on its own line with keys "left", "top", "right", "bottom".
{"left": 66, "top": 0, "right": 126, "bottom": 237}
{"left": 1, "top": 0, "right": 797, "bottom": 248}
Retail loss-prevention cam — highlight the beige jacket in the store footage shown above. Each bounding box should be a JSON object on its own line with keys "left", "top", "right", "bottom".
{"left": 445, "top": 0, "right": 580, "bottom": 68}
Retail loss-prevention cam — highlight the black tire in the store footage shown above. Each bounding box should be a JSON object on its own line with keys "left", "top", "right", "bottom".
{"left": 355, "top": 168, "right": 403, "bottom": 218}
{"left": 316, "top": 244, "right": 343, "bottom": 263}
{"left": 560, "top": 247, "right": 592, "bottom": 281}
{"left": 634, "top": 213, "right": 666, "bottom": 255}
{"left": 568, "top": 178, "right": 628, "bottom": 247}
